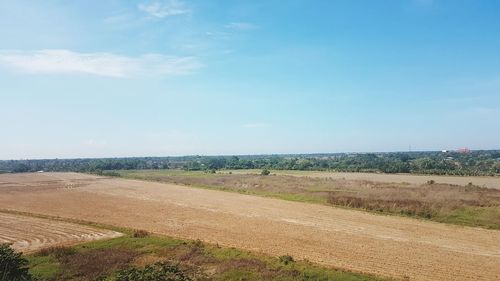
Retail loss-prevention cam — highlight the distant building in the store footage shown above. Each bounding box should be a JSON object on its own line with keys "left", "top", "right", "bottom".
{"left": 441, "top": 150, "right": 449, "bottom": 153}
{"left": 456, "top": 148, "right": 471, "bottom": 153}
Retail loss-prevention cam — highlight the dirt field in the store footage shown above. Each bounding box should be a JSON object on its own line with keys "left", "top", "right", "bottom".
{"left": 0, "top": 212, "right": 122, "bottom": 253}
{"left": 224, "top": 169, "right": 500, "bottom": 189}
{"left": 1, "top": 172, "right": 499, "bottom": 281}
{"left": 116, "top": 169, "right": 500, "bottom": 229}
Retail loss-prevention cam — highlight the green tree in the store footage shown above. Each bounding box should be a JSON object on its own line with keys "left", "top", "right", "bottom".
{"left": 0, "top": 244, "right": 35, "bottom": 281}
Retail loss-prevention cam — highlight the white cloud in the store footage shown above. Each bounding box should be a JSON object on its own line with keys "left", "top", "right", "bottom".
{"left": 243, "top": 123, "right": 271, "bottom": 128}
{"left": 0, "top": 49, "right": 202, "bottom": 78}
{"left": 138, "top": 0, "right": 188, "bottom": 18}
{"left": 225, "top": 22, "right": 257, "bottom": 30}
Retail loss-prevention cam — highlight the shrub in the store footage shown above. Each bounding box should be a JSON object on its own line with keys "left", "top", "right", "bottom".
{"left": 115, "top": 262, "right": 192, "bottom": 281}
{"left": 133, "top": 230, "right": 150, "bottom": 238}
{"left": 0, "top": 243, "right": 35, "bottom": 281}
{"left": 261, "top": 169, "right": 271, "bottom": 176}
{"left": 63, "top": 248, "right": 137, "bottom": 280}
{"left": 279, "top": 255, "right": 294, "bottom": 265}
{"left": 427, "top": 180, "right": 435, "bottom": 185}
{"left": 35, "top": 246, "right": 76, "bottom": 260}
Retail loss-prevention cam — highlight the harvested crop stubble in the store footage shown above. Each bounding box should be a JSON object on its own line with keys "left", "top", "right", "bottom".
{"left": 0, "top": 172, "right": 499, "bottom": 281}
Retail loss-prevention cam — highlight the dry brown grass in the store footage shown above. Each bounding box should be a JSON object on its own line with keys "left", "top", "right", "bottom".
{"left": 132, "top": 229, "right": 150, "bottom": 238}
{"left": 159, "top": 241, "right": 215, "bottom": 266}
{"left": 62, "top": 248, "right": 137, "bottom": 280}
{"left": 327, "top": 181, "right": 499, "bottom": 210}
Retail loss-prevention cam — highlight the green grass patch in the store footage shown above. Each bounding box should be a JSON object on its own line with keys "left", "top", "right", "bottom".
{"left": 434, "top": 207, "right": 500, "bottom": 229}
{"left": 27, "top": 233, "right": 389, "bottom": 281}
{"left": 27, "top": 255, "right": 61, "bottom": 280}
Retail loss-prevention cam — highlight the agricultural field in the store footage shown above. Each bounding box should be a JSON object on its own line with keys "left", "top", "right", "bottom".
{"left": 222, "top": 169, "right": 500, "bottom": 189}
{"left": 111, "top": 169, "right": 500, "bottom": 229}
{"left": 1, "top": 172, "right": 499, "bottom": 281}
{"left": 0, "top": 212, "right": 122, "bottom": 253}
{"left": 23, "top": 226, "right": 386, "bottom": 281}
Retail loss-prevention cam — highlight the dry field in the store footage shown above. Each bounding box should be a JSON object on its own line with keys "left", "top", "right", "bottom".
{"left": 0, "top": 212, "right": 122, "bottom": 253}
{"left": 224, "top": 169, "right": 500, "bottom": 189}
{"left": 116, "top": 169, "right": 500, "bottom": 229}
{"left": 1, "top": 172, "right": 499, "bottom": 281}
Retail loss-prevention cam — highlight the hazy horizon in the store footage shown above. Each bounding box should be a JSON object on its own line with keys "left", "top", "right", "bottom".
{"left": 3, "top": 148, "right": 500, "bottom": 162}
{"left": 1, "top": 0, "right": 499, "bottom": 159}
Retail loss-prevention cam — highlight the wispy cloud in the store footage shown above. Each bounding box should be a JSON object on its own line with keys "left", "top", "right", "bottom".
{"left": 138, "top": 0, "right": 189, "bottom": 18}
{"left": 0, "top": 49, "right": 202, "bottom": 78}
{"left": 225, "top": 22, "right": 257, "bottom": 30}
{"left": 243, "top": 123, "right": 271, "bottom": 128}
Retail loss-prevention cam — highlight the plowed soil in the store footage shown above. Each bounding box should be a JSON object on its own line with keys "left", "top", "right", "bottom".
{"left": 0, "top": 212, "right": 122, "bottom": 253}
{"left": 0, "top": 172, "right": 499, "bottom": 281}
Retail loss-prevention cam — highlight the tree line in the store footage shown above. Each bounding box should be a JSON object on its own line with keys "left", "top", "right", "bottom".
{"left": 1, "top": 151, "right": 499, "bottom": 176}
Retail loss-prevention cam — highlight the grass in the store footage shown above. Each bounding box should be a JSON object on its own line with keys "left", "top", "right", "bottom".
{"left": 27, "top": 233, "right": 389, "bottom": 281}
{"left": 108, "top": 169, "right": 500, "bottom": 229}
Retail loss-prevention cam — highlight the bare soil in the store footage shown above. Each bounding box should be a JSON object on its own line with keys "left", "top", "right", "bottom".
{"left": 1, "top": 172, "right": 499, "bottom": 281}
{"left": 0, "top": 212, "right": 122, "bottom": 253}
{"left": 117, "top": 170, "right": 500, "bottom": 228}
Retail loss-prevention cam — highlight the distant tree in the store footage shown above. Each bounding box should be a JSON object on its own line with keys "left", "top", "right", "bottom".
{"left": 12, "top": 164, "right": 30, "bottom": 173}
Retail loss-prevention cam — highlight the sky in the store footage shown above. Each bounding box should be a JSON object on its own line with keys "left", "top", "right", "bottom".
{"left": 0, "top": 0, "right": 499, "bottom": 159}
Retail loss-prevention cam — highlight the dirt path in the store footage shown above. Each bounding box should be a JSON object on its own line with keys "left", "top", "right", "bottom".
{"left": 0, "top": 172, "right": 499, "bottom": 280}
{"left": 0, "top": 212, "right": 122, "bottom": 253}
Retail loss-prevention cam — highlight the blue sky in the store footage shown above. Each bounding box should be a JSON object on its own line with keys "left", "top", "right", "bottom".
{"left": 1, "top": 0, "right": 499, "bottom": 159}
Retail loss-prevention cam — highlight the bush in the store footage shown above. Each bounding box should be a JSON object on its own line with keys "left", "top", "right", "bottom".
{"left": 133, "top": 230, "right": 150, "bottom": 238}
{"left": 279, "top": 255, "right": 294, "bottom": 265}
{"left": 0, "top": 243, "right": 35, "bottom": 281}
{"left": 115, "top": 262, "right": 192, "bottom": 281}
{"left": 35, "top": 246, "right": 76, "bottom": 260}
{"left": 63, "top": 248, "right": 137, "bottom": 280}
{"left": 261, "top": 169, "right": 271, "bottom": 176}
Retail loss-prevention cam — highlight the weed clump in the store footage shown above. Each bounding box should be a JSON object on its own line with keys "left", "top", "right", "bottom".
{"left": 35, "top": 245, "right": 76, "bottom": 259}
{"left": 133, "top": 230, "right": 150, "bottom": 238}
{"left": 279, "top": 255, "right": 294, "bottom": 265}
{"left": 115, "top": 262, "right": 192, "bottom": 281}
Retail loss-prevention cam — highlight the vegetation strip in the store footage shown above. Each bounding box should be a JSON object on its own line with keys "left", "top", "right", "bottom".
{"left": 2, "top": 150, "right": 499, "bottom": 176}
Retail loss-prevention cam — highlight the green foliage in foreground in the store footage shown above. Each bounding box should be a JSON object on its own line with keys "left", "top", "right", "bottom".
{"left": 27, "top": 235, "right": 388, "bottom": 281}
{"left": 0, "top": 243, "right": 36, "bottom": 281}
